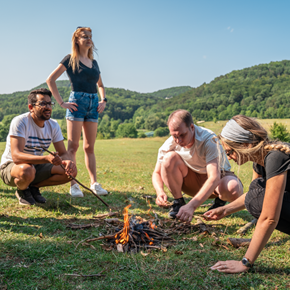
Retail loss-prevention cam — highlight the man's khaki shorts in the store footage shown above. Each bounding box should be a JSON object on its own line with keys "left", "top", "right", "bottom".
{"left": 181, "top": 168, "right": 242, "bottom": 198}
{"left": 0, "top": 161, "right": 53, "bottom": 187}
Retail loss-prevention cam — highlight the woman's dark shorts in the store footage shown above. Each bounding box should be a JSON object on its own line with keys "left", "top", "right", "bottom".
{"left": 245, "top": 177, "right": 290, "bottom": 235}
{"left": 66, "top": 91, "right": 99, "bottom": 123}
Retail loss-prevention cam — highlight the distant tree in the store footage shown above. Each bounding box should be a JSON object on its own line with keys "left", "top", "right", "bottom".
{"left": 60, "top": 117, "right": 67, "bottom": 140}
{"left": 135, "top": 116, "right": 145, "bottom": 129}
{"left": 0, "top": 114, "right": 18, "bottom": 142}
{"left": 154, "top": 127, "right": 169, "bottom": 137}
{"left": 98, "top": 114, "right": 111, "bottom": 136}
{"left": 138, "top": 132, "right": 147, "bottom": 138}
{"left": 270, "top": 122, "right": 290, "bottom": 142}
{"left": 145, "top": 115, "right": 166, "bottom": 131}
{"left": 116, "top": 123, "right": 137, "bottom": 138}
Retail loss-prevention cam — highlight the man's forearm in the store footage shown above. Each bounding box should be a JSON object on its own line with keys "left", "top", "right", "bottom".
{"left": 152, "top": 172, "right": 166, "bottom": 195}
{"left": 12, "top": 152, "right": 48, "bottom": 165}
{"left": 188, "top": 177, "right": 220, "bottom": 209}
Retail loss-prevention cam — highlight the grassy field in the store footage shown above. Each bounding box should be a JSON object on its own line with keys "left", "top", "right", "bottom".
{"left": 1, "top": 123, "right": 290, "bottom": 289}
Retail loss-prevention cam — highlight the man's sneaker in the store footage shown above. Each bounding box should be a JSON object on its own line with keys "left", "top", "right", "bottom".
{"left": 15, "top": 188, "right": 36, "bottom": 206}
{"left": 90, "top": 182, "right": 108, "bottom": 196}
{"left": 29, "top": 186, "right": 46, "bottom": 203}
{"left": 206, "top": 197, "right": 227, "bottom": 212}
{"left": 169, "top": 197, "right": 186, "bottom": 219}
{"left": 69, "top": 184, "right": 84, "bottom": 197}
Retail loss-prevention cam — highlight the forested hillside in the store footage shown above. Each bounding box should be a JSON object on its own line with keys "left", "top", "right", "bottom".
{"left": 156, "top": 60, "right": 290, "bottom": 122}
{"left": 1, "top": 59, "right": 290, "bottom": 140}
{"left": 0, "top": 84, "right": 191, "bottom": 121}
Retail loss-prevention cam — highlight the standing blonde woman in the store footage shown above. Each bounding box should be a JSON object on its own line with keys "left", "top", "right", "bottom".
{"left": 204, "top": 115, "right": 290, "bottom": 273}
{"left": 47, "top": 27, "right": 108, "bottom": 197}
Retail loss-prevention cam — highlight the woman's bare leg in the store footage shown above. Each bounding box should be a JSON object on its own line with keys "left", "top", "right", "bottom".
{"left": 82, "top": 121, "right": 98, "bottom": 185}
{"left": 67, "top": 119, "right": 83, "bottom": 186}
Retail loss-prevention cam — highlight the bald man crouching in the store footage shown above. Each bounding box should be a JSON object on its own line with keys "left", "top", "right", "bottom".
{"left": 152, "top": 109, "right": 243, "bottom": 222}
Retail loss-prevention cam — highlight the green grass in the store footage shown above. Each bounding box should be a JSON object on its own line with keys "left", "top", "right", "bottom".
{"left": 1, "top": 127, "right": 290, "bottom": 289}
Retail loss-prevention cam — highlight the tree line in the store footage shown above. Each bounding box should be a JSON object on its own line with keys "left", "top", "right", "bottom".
{"left": 1, "top": 59, "right": 290, "bottom": 140}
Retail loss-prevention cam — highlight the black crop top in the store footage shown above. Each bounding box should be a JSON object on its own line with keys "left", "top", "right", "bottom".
{"left": 60, "top": 54, "right": 100, "bottom": 93}
{"left": 253, "top": 149, "right": 290, "bottom": 192}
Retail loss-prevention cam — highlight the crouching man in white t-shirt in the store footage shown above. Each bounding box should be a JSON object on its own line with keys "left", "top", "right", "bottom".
{"left": 152, "top": 109, "right": 243, "bottom": 221}
{"left": 0, "top": 88, "right": 79, "bottom": 206}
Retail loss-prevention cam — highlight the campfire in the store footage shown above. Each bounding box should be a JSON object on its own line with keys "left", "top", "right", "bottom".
{"left": 112, "top": 204, "right": 175, "bottom": 252}
{"left": 67, "top": 202, "right": 221, "bottom": 254}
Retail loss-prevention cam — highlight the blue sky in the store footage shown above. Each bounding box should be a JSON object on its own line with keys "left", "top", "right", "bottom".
{"left": 1, "top": 0, "right": 289, "bottom": 94}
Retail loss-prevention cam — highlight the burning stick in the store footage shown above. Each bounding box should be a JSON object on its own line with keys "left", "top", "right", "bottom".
{"left": 28, "top": 146, "right": 109, "bottom": 208}
{"left": 115, "top": 204, "right": 131, "bottom": 244}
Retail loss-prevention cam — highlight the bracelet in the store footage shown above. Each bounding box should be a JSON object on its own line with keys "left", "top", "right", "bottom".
{"left": 60, "top": 101, "right": 64, "bottom": 106}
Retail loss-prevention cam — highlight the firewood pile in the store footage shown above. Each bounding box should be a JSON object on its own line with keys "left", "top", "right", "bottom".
{"left": 66, "top": 205, "right": 216, "bottom": 253}
{"left": 66, "top": 203, "right": 255, "bottom": 254}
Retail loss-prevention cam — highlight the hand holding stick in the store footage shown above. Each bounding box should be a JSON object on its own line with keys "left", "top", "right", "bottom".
{"left": 29, "top": 146, "right": 109, "bottom": 208}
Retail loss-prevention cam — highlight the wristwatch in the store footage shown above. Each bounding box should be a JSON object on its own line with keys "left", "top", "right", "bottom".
{"left": 242, "top": 257, "right": 253, "bottom": 268}
{"left": 101, "top": 97, "right": 107, "bottom": 102}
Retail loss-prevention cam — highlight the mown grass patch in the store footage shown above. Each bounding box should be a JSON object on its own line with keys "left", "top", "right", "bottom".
{"left": 0, "top": 135, "right": 290, "bottom": 289}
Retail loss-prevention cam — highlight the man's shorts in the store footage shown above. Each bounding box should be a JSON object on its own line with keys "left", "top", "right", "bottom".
{"left": 66, "top": 91, "right": 99, "bottom": 123}
{"left": 181, "top": 168, "right": 242, "bottom": 198}
{"left": 0, "top": 161, "right": 53, "bottom": 187}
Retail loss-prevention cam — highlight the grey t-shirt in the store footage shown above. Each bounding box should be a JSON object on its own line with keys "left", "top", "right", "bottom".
{"left": 157, "top": 125, "right": 231, "bottom": 174}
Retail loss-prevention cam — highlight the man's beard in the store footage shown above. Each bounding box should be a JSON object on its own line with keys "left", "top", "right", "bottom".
{"left": 36, "top": 110, "right": 51, "bottom": 121}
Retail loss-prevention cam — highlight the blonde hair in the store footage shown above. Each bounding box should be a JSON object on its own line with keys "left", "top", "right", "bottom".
{"left": 219, "top": 115, "right": 290, "bottom": 163}
{"left": 69, "top": 27, "right": 96, "bottom": 72}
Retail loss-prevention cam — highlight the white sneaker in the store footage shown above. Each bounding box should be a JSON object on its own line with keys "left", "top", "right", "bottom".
{"left": 90, "top": 182, "right": 108, "bottom": 196}
{"left": 69, "top": 184, "right": 84, "bottom": 197}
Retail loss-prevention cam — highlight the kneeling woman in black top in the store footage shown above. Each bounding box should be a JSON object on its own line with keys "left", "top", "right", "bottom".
{"left": 47, "top": 27, "right": 108, "bottom": 197}
{"left": 205, "top": 115, "right": 290, "bottom": 273}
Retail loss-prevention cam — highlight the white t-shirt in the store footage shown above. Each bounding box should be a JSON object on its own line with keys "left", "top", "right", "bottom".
{"left": 1, "top": 112, "right": 64, "bottom": 166}
{"left": 157, "top": 124, "right": 231, "bottom": 174}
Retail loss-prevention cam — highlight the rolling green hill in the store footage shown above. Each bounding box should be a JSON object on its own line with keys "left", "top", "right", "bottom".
{"left": 0, "top": 82, "right": 192, "bottom": 121}
{"left": 1, "top": 60, "right": 290, "bottom": 139}
{"left": 155, "top": 60, "right": 290, "bottom": 121}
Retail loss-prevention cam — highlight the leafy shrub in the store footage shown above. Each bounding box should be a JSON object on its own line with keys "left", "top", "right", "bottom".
{"left": 138, "top": 132, "right": 147, "bottom": 138}
{"left": 154, "top": 127, "right": 169, "bottom": 137}
{"left": 0, "top": 114, "right": 18, "bottom": 142}
{"left": 116, "top": 123, "right": 137, "bottom": 138}
{"left": 270, "top": 122, "right": 290, "bottom": 142}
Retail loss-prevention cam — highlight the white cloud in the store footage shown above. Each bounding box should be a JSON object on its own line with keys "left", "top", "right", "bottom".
{"left": 203, "top": 55, "right": 207, "bottom": 59}
{"left": 231, "top": 28, "right": 234, "bottom": 33}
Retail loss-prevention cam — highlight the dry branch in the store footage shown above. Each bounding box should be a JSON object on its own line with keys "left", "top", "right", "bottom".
{"left": 237, "top": 219, "right": 257, "bottom": 235}
{"left": 67, "top": 223, "right": 98, "bottom": 230}
{"left": 64, "top": 270, "right": 105, "bottom": 278}
{"left": 227, "top": 238, "right": 251, "bottom": 248}
{"left": 86, "top": 229, "right": 123, "bottom": 242}
{"left": 194, "top": 216, "right": 210, "bottom": 233}
{"left": 92, "top": 212, "right": 119, "bottom": 219}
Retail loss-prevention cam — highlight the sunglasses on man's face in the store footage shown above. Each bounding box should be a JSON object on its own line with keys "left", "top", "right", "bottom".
{"left": 225, "top": 149, "right": 235, "bottom": 156}
{"left": 33, "top": 101, "right": 55, "bottom": 108}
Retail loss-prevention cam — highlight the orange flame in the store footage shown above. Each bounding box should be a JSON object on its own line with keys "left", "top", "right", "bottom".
{"left": 144, "top": 231, "right": 154, "bottom": 245}
{"left": 147, "top": 200, "right": 153, "bottom": 218}
{"left": 149, "top": 221, "right": 157, "bottom": 229}
{"left": 115, "top": 204, "right": 131, "bottom": 244}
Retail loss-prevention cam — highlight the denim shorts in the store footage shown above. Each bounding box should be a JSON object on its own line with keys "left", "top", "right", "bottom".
{"left": 66, "top": 91, "right": 99, "bottom": 123}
